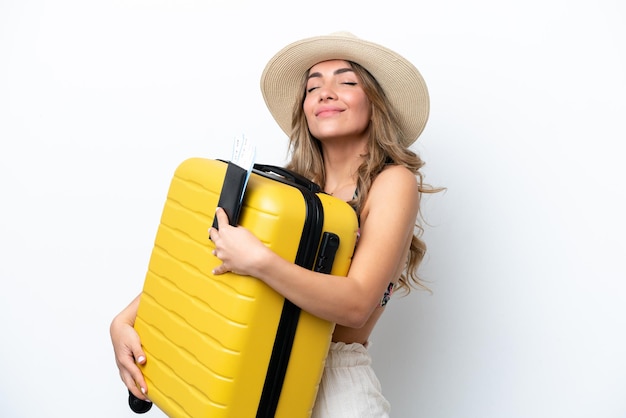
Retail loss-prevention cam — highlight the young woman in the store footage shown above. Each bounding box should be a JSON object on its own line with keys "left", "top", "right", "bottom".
{"left": 111, "top": 32, "right": 437, "bottom": 417}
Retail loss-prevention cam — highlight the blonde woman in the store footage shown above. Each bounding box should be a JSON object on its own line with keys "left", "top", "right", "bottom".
{"left": 111, "top": 32, "right": 438, "bottom": 418}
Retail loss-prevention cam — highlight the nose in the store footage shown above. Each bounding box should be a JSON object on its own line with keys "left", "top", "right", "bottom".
{"left": 317, "top": 84, "right": 337, "bottom": 101}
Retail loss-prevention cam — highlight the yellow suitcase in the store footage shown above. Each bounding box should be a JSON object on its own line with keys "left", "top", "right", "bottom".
{"left": 131, "top": 158, "right": 359, "bottom": 417}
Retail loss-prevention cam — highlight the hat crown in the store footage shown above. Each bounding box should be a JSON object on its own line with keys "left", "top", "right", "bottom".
{"left": 327, "top": 31, "right": 357, "bottom": 37}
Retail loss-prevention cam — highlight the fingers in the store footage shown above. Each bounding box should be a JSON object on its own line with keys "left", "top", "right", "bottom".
{"left": 111, "top": 318, "right": 150, "bottom": 400}
{"left": 136, "top": 353, "right": 146, "bottom": 365}
{"left": 208, "top": 207, "right": 228, "bottom": 242}
{"left": 124, "top": 374, "right": 150, "bottom": 402}
{"left": 212, "top": 263, "right": 228, "bottom": 275}
{"left": 214, "top": 206, "right": 230, "bottom": 227}
{"left": 209, "top": 207, "right": 237, "bottom": 275}
{"left": 129, "top": 348, "right": 148, "bottom": 398}
{"left": 121, "top": 352, "right": 149, "bottom": 401}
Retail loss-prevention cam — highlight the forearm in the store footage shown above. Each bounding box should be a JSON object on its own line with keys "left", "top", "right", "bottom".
{"left": 251, "top": 248, "right": 376, "bottom": 328}
{"left": 210, "top": 208, "right": 398, "bottom": 327}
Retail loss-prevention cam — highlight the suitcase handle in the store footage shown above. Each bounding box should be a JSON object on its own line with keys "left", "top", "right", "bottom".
{"left": 253, "top": 164, "right": 321, "bottom": 193}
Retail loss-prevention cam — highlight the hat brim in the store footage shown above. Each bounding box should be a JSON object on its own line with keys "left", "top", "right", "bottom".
{"left": 260, "top": 33, "right": 429, "bottom": 146}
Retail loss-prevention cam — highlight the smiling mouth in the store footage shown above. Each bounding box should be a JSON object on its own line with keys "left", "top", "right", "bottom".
{"left": 316, "top": 109, "right": 343, "bottom": 118}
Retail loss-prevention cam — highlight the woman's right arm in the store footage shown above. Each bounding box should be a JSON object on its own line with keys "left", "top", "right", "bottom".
{"left": 110, "top": 294, "right": 149, "bottom": 401}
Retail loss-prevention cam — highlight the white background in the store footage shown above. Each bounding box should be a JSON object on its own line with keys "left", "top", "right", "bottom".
{"left": 1, "top": 0, "right": 625, "bottom": 417}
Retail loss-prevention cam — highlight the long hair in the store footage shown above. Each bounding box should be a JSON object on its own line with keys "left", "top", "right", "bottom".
{"left": 285, "top": 61, "right": 440, "bottom": 293}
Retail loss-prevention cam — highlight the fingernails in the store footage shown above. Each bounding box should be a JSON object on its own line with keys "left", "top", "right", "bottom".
{"left": 137, "top": 355, "right": 145, "bottom": 364}
{"left": 140, "top": 387, "right": 148, "bottom": 396}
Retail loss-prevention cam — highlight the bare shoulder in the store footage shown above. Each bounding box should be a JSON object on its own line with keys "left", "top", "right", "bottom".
{"left": 371, "top": 165, "right": 420, "bottom": 197}
{"left": 361, "top": 165, "right": 420, "bottom": 222}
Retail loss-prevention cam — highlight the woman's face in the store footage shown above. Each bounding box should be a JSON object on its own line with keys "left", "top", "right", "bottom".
{"left": 303, "top": 60, "right": 372, "bottom": 143}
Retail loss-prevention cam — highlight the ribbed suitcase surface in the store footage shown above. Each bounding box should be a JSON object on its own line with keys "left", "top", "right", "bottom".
{"left": 134, "top": 158, "right": 358, "bottom": 418}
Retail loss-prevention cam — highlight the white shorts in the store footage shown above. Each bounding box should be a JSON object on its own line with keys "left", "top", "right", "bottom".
{"left": 311, "top": 342, "right": 391, "bottom": 418}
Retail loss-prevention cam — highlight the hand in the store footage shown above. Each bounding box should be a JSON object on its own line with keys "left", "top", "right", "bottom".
{"left": 110, "top": 303, "right": 150, "bottom": 402}
{"left": 208, "top": 207, "right": 268, "bottom": 277}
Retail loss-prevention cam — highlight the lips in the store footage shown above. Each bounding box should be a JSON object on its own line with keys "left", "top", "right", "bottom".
{"left": 315, "top": 106, "right": 343, "bottom": 118}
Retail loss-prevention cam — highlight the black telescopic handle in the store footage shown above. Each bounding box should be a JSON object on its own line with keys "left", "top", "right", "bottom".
{"left": 128, "top": 390, "right": 153, "bottom": 414}
{"left": 253, "top": 164, "right": 321, "bottom": 193}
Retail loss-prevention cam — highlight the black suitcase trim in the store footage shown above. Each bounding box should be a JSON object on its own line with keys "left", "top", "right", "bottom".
{"left": 255, "top": 179, "right": 325, "bottom": 418}
{"left": 213, "top": 161, "right": 335, "bottom": 417}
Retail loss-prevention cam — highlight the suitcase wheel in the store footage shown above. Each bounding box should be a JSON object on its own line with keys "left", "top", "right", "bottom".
{"left": 128, "top": 390, "right": 153, "bottom": 414}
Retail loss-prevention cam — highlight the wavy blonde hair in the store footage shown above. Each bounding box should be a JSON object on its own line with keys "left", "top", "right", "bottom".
{"left": 284, "top": 61, "right": 441, "bottom": 293}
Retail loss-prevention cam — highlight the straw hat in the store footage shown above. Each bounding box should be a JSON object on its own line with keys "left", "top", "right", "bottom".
{"left": 260, "top": 32, "right": 429, "bottom": 146}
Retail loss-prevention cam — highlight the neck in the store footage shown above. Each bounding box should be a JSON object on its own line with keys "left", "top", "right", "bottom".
{"left": 323, "top": 153, "right": 362, "bottom": 198}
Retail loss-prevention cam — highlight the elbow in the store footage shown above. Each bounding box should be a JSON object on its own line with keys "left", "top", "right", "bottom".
{"left": 338, "top": 301, "right": 374, "bottom": 329}
{"left": 342, "top": 317, "right": 369, "bottom": 330}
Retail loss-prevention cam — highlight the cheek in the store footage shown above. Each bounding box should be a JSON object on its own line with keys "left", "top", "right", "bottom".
{"left": 345, "top": 90, "right": 370, "bottom": 114}
{"left": 302, "top": 96, "right": 316, "bottom": 123}
{"left": 355, "top": 96, "right": 372, "bottom": 123}
{"left": 364, "top": 101, "right": 373, "bottom": 120}
{"left": 302, "top": 95, "right": 314, "bottom": 112}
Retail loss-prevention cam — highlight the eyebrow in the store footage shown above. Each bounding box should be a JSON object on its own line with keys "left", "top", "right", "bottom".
{"left": 307, "top": 67, "right": 355, "bottom": 80}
